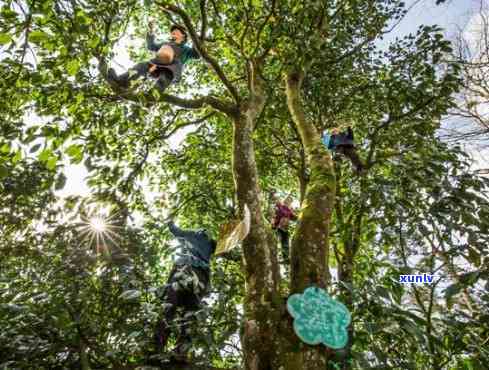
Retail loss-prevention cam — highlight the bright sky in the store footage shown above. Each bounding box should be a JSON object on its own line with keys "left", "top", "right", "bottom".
{"left": 383, "top": 0, "right": 480, "bottom": 43}
{"left": 55, "top": 0, "right": 487, "bottom": 199}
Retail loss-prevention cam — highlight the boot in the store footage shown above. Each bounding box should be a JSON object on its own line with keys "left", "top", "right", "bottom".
{"left": 107, "top": 68, "right": 129, "bottom": 88}
{"left": 171, "top": 337, "right": 191, "bottom": 364}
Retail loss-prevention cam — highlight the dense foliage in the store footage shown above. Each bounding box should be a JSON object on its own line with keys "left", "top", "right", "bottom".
{"left": 1, "top": 0, "right": 488, "bottom": 369}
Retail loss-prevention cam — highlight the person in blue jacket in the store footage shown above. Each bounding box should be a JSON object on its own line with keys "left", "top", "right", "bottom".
{"left": 108, "top": 22, "right": 200, "bottom": 92}
{"left": 153, "top": 219, "right": 216, "bottom": 363}
{"left": 322, "top": 127, "right": 365, "bottom": 174}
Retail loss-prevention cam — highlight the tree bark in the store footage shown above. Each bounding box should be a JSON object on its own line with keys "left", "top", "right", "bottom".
{"left": 232, "top": 60, "right": 282, "bottom": 370}
{"left": 280, "top": 70, "right": 336, "bottom": 369}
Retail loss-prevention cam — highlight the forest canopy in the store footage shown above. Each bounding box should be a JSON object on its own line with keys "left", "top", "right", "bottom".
{"left": 1, "top": 0, "right": 488, "bottom": 369}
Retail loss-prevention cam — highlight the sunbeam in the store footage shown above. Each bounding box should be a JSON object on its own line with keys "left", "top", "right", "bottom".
{"left": 76, "top": 210, "right": 123, "bottom": 255}
{"left": 90, "top": 217, "right": 106, "bottom": 232}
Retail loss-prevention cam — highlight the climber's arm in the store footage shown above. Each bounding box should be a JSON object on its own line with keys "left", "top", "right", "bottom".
{"left": 146, "top": 33, "right": 162, "bottom": 51}
{"left": 167, "top": 221, "right": 196, "bottom": 238}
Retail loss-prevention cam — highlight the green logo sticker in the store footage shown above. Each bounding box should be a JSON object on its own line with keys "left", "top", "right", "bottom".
{"left": 287, "top": 287, "right": 351, "bottom": 349}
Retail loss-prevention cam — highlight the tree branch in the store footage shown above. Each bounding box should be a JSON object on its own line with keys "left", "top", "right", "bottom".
{"left": 96, "top": 59, "right": 237, "bottom": 115}
{"left": 199, "top": 0, "right": 208, "bottom": 40}
{"left": 157, "top": 2, "right": 241, "bottom": 104}
{"left": 365, "top": 95, "right": 439, "bottom": 166}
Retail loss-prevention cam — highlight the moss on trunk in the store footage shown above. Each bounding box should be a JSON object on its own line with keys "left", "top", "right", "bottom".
{"left": 277, "top": 69, "right": 336, "bottom": 370}
{"left": 231, "top": 60, "right": 283, "bottom": 370}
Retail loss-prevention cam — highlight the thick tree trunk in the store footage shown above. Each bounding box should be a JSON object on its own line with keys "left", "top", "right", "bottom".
{"left": 279, "top": 70, "right": 336, "bottom": 369}
{"left": 232, "top": 112, "right": 282, "bottom": 370}
{"left": 285, "top": 70, "right": 335, "bottom": 294}
{"left": 231, "top": 60, "right": 282, "bottom": 370}
{"left": 298, "top": 146, "right": 308, "bottom": 204}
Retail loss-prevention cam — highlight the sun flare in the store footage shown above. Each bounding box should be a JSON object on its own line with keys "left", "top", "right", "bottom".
{"left": 89, "top": 217, "right": 107, "bottom": 233}
{"left": 77, "top": 210, "right": 123, "bottom": 253}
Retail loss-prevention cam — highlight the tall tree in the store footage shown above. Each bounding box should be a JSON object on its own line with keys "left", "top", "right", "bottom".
{"left": 1, "top": 1, "right": 488, "bottom": 369}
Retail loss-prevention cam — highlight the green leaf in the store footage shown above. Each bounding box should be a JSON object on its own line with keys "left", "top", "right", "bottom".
{"left": 66, "top": 144, "right": 82, "bottom": 157}
{"left": 66, "top": 144, "right": 83, "bottom": 163}
{"left": 467, "top": 247, "right": 481, "bottom": 267}
{"left": 0, "top": 143, "right": 10, "bottom": 153}
{"left": 87, "top": 36, "right": 100, "bottom": 49}
{"left": 402, "top": 319, "right": 424, "bottom": 341}
{"left": 12, "top": 150, "right": 22, "bottom": 164}
{"left": 55, "top": 173, "right": 67, "bottom": 190}
{"left": 30, "top": 143, "right": 42, "bottom": 153}
{"left": 0, "top": 165, "right": 7, "bottom": 179}
{"left": 459, "top": 271, "right": 480, "bottom": 285}
{"left": 441, "top": 44, "right": 452, "bottom": 53}
{"left": 0, "top": 33, "right": 12, "bottom": 45}
{"left": 28, "top": 30, "right": 48, "bottom": 44}
{"left": 463, "top": 358, "right": 474, "bottom": 370}
{"left": 66, "top": 60, "right": 80, "bottom": 76}
{"left": 127, "top": 331, "right": 140, "bottom": 339}
{"left": 119, "top": 290, "right": 141, "bottom": 301}
{"left": 376, "top": 285, "right": 391, "bottom": 301}
{"left": 444, "top": 283, "right": 463, "bottom": 301}
{"left": 38, "top": 148, "right": 52, "bottom": 162}
{"left": 84, "top": 157, "right": 94, "bottom": 171}
{"left": 46, "top": 156, "right": 57, "bottom": 170}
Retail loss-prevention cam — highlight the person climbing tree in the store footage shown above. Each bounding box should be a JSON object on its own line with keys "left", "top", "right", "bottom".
{"left": 108, "top": 21, "right": 200, "bottom": 92}
{"left": 271, "top": 194, "right": 297, "bottom": 264}
{"left": 322, "top": 127, "right": 365, "bottom": 174}
{"left": 152, "top": 219, "right": 217, "bottom": 364}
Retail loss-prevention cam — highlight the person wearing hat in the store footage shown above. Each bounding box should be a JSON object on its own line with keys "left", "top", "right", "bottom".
{"left": 152, "top": 219, "right": 217, "bottom": 363}
{"left": 108, "top": 21, "right": 200, "bottom": 92}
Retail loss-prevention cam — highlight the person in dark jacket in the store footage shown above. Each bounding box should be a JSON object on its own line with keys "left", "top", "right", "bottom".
{"left": 322, "top": 127, "right": 365, "bottom": 174}
{"left": 271, "top": 195, "right": 297, "bottom": 263}
{"left": 108, "top": 22, "right": 200, "bottom": 92}
{"left": 153, "top": 219, "right": 216, "bottom": 363}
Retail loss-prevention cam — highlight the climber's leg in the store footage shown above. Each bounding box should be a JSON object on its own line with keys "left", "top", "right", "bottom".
{"left": 277, "top": 229, "right": 290, "bottom": 263}
{"left": 155, "top": 69, "right": 174, "bottom": 92}
{"left": 108, "top": 62, "right": 150, "bottom": 88}
{"left": 338, "top": 146, "right": 365, "bottom": 174}
{"left": 172, "top": 266, "right": 209, "bottom": 362}
{"left": 173, "top": 293, "right": 199, "bottom": 362}
{"left": 154, "top": 267, "right": 181, "bottom": 351}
